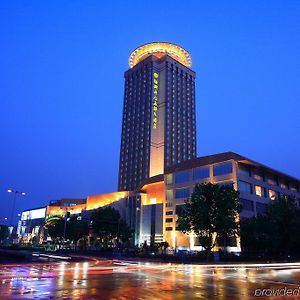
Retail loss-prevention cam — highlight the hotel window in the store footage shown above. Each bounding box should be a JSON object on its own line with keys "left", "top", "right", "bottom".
{"left": 165, "top": 211, "right": 173, "bottom": 216}
{"left": 238, "top": 163, "right": 251, "bottom": 177}
{"left": 175, "top": 188, "right": 190, "bottom": 199}
{"left": 240, "top": 198, "right": 254, "bottom": 211}
{"left": 291, "top": 185, "right": 298, "bottom": 193}
{"left": 165, "top": 227, "right": 173, "bottom": 231}
{"left": 256, "top": 202, "right": 268, "bottom": 215}
{"left": 213, "top": 162, "right": 233, "bottom": 176}
{"left": 280, "top": 182, "right": 288, "bottom": 190}
{"left": 255, "top": 185, "right": 264, "bottom": 197}
{"left": 269, "top": 189, "right": 276, "bottom": 200}
{"left": 193, "top": 167, "right": 209, "bottom": 180}
{"left": 165, "top": 218, "right": 173, "bottom": 223}
{"left": 253, "top": 168, "right": 264, "bottom": 181}
{"left": 239, "top": 181, "right": 252, "bottom": 194}
{"left": 175, "top": 171, "right": 189, "bottom": 183}
{"left": 219, "top": 181, "right": 234, "bottom": 188}
{"left": 266, "top": 174, "right": 277, "bottom": 185}
{"left": 166, "top": 174, "right": 173, "bottom": 185}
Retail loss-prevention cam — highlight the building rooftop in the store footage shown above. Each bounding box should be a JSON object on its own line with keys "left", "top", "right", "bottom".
{"left": 128, "top": 42, "right": 192, "bottom": 68}
{"left": 164, "top": 152, "right": 300, "bottom": 183}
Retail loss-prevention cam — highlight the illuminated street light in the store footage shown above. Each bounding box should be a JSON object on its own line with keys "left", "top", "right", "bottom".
{"left": 7, "top": 189, "right": 27, "bottom": 226}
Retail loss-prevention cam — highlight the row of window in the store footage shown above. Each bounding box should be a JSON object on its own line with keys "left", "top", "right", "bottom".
{"left": 240, "top": 198, "right": 270, "bottom": 214}
{"left": 239, "top": 180, "right": 279, "bottom": 200}
{"left": 238, "top": 163, "right": 299, "bottom": 193}
{"left": 171, "top": 162, "right": 233, "bottom": 185}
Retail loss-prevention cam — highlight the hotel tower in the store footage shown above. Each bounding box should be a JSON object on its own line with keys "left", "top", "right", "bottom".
{"left": 118, "top": 42, "right": 197, "bottom": 191}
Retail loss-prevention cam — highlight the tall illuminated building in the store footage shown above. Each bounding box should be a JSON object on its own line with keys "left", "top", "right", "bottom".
{"left": 118, "top": 42, "right": 197, "bottom": 191}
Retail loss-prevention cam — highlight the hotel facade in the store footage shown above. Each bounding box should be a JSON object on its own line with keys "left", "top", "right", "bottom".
{"left": 18, "top": 43, "right": 300, "bottom": 252}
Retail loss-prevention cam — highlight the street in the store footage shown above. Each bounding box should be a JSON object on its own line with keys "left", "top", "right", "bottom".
{"left": 0, "top": 258, "right": 300, "bottom": 299}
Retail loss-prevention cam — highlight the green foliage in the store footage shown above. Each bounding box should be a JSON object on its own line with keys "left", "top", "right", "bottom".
{"left": 177, "top": 183, "right": 241, "bottom": 257}
{"left": 240, "top": 195, "right": 300, "bottom": 255}
{"left": 0, "top": 224, "right": 9, "bottom": 242}
{"left": 91, "top": 206, "right": 132, "bottom": 248}
{"left": 47, "top": 218, "right": 64, "bottom": 240}
{"left": 48, "top": 216, "right": 88, "bottom": 243}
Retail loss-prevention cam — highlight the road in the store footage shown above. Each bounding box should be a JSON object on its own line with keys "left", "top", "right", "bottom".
{"left": 0, "top": 257, "right": 300, "bottom": 299}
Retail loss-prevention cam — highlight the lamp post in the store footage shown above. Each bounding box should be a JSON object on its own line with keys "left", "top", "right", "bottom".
{"left": 7, "top": 189, "right": 26, "bottom": 227}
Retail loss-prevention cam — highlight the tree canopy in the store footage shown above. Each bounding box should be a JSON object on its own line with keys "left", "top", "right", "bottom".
{"left": 91, "top": 206, "right": 132, "bottom": 248}
{"left": 0, "top": 224, "right": 9, "bottom": 242}
{"left": 177, "top": 183, "right": 241, "bottom": 258}
{"left": 48, "top": 216, "right": 88, "bottom": 244}
{"left": 240, "top": 195, "right": 300, "bottom": 256}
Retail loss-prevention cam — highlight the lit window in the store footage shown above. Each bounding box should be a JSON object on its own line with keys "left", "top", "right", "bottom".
{"left": 255, "top": 185, "right": 264, "bottom": 197}
{"left": 269, "top": 190, "right": 276, "bottom": 200}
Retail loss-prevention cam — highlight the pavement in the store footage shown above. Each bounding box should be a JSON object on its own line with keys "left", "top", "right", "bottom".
{"left": 0, "top": 255, "right": 300, "bottom": 299}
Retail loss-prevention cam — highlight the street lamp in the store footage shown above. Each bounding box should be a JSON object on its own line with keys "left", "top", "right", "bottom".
{"left": 7, "top": 189, "right": 26, "bottom": 226}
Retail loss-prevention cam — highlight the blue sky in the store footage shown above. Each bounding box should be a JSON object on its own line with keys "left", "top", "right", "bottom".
{"left": 0, "top": 1, "right": 299, "bottom": 224}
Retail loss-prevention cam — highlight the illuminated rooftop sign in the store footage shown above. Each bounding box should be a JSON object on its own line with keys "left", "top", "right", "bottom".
{"left": 129, "top": 42, "right": 192, "bottom": 68}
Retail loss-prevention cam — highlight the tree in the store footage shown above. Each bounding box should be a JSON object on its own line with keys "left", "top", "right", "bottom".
{"left": 48, "top": 216, "right": 88, "bottom": 246}
{"left": 240, "top": 195, "right": 300, "bottom": 256}
{"left": 67, "top": 217, "right": 89, "bottom": 245}
{"left": 240, "top": 215, "right": 275, "bottom": 254}
{"left": 91, "top": 206, "right": 132, "bottom": 248}
{"left": 177, "top": 183, "right": 241, "bottom": 260}
{"left": 0, "top": 225, "right": 9, "bottom": 243}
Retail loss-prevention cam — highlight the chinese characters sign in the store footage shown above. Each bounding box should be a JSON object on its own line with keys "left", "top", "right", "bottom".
{"left": 152, "top": 72, "right": 159, "bottom": 129}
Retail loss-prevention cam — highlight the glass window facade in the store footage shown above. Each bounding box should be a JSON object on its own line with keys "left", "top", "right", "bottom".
{"left": 175, "top": 171, "right": 189, "bottom": 183}
{"left": 239, "top": 181, "right": 252, "bottom": 194}
{"left": 266, "top": 174, "right": 277, "bottom": 185}
{"left": 238, "top": 163, "right": 251, "bottom": 177}
{"left": 219, "top": 181, "right": 234, "bottom": 187}
{"left": 213, "top": 162, "right": 233, "bottom": 176}
{"left": 175, "top": 188, "right": 190, "bottom": 199}
{"left": 255, "top": 185, "right": 264, "bottom": 197}
{"left": 253, "top": 168, "right": 264, "bottom": 181}
{"left": 269, "top": 189, "right": 276, "bottom": 200}
{"left": 193, "top": 167, "right": 209, "bottom": 180}
{"left": 256, "top": 202, "right": 268, "bottom": 215}
{"left": 240, "top": 198, "right": 254, "bottom": 211}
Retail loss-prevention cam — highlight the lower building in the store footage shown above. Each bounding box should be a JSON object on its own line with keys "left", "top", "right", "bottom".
{"left": 17, "top": 206, "right": 46, "bottom": 243}
{"left": 18, "top": 152, "right": 300, "bottom": 252}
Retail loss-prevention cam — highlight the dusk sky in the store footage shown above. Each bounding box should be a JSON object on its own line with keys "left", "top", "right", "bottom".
{"left": 1, "top": 1, "right": 299, "bottom": 224}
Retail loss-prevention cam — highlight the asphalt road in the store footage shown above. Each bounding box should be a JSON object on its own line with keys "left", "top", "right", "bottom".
{"left": 0, "top": 257, "right": 300, "bottom": 299}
